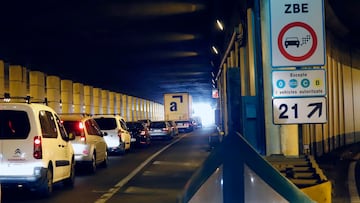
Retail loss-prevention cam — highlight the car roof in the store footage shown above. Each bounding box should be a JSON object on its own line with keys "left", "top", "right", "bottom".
{"left": 92, "top": 114, "right": 124, "bottom": 119}
{"left": 0, "top": 102, "right": 56, "bottom": 113}
{"left": 60, "top": 114, "right": 92, "bottom": 121}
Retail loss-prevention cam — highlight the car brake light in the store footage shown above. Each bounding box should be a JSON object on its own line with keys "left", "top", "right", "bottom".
{"left": 33, "top": 136, "right": 42, "bottom": 159}
{"left": 117, "top": 130, "right": 123, "bottom": 142}
{"left": 78, "top": 122, "right": 84, "bottom": 129}
{"left": 162, "top": 128, "right": 168, "bottom": 131}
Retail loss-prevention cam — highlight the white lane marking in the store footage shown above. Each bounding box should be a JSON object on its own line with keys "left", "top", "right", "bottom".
{"left": 94, "top": 134, "right": 188, "bottom": 203}
{"left": 124, "top": 186, "right": 178, "bottom": 194}
{"left": 152, "top": 161, "right": 201, "bottom": 167}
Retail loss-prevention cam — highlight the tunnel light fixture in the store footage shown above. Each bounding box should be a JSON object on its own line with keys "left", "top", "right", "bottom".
{"left": 216, "top": 20, "right": 224, "bottom": 31}
{"left": 211, "top": 46, "right": 219, "bottom": 55}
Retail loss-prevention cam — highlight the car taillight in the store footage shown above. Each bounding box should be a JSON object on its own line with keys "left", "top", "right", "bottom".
{"left": 117, "top": 130, "right": 123, "bottom": 142}
{"left": 140, "top": 130, "right": 145, "bottom": 135}
{"left": 77, "top": 122, "right": 86, "bottom": 142}
{"left": 33, "top": 136, "right": 42, "bottom": 159}
{"left": 162, "top": 127, "right": 168, "bottom": 131}
{"left": 78, "top": 122, "right": 84, "bottom": 129}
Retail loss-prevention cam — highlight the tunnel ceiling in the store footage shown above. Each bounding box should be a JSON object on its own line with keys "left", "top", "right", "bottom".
{"left": 0, "top": 1, "right": 357, "bottom": 105}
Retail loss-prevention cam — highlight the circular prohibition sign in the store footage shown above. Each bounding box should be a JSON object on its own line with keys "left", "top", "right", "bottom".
{"left": 277, "top": 21, "right": 317, "bottom": 62}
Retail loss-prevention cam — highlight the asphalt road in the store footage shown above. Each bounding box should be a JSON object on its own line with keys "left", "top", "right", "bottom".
{"left": 1, "top": 127, "right": 212, "bottom": 203}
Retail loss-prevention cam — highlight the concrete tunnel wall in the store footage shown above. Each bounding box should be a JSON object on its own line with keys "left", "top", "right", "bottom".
{"left": 0, "top": 60, "right": 164, "bottom": 122}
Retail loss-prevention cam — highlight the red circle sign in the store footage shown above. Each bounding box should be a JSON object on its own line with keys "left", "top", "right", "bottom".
{"left": 277, "top": 22, "right": 317, "bottom": 62}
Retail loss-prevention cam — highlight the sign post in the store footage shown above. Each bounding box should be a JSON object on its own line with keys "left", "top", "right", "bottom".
{"left": 270, "top": 0, "right": 325, "bottom": 67}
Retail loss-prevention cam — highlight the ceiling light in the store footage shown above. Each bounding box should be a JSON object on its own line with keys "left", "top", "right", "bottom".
{"left": 211, "top": 46, "right": 219, "bottom": 54}
{"left": 216, "top": 20, "right": 224, "bottom": 31}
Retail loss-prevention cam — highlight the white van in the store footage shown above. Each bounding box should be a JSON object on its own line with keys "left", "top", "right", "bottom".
{"left": 0, "top": 102, "right": 75, "bottom": 197}
{"left": 93, "top": 115, "right": 131, "bottom": 155}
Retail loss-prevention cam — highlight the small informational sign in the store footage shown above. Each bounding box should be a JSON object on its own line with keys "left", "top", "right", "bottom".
{"left": 270, "top": 0, "right": 325, "bottom": 67}
{"left": 273, "top": 97, "right": 327, "bottom": 124}
{"left": 272, "top": 69, "right": 326, "bottom": 98}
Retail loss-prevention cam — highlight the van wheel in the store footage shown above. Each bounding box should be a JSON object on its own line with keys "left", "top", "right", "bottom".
{"left": 64, "top": 160, "right": 75, "bottom": 187}
{"left": 89, "top": 153, "right": 97, "bottom": 174}
{"left": 100, "top": 151, "right": 108, "bottom": 168}
{"left": 38, "top": 168, "right": 53, "bottom": 197}
{"left": 119, "top": 142, "right": 126, "bottom": 155}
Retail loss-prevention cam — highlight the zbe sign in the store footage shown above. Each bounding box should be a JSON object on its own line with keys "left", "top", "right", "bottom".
{"left": 270, "top": 0, "right": 325, "bottom": 67}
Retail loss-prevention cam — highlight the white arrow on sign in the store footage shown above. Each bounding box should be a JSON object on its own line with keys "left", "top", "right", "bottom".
{"left": 273, "top": 97, "right": 327, "bottom": 124}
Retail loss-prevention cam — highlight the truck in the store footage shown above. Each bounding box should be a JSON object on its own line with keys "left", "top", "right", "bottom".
{"left": 164, "top": 93, "right": 194, "bottom": 132}
{"left": 164, "top": 92, "right": 192, "bottom": 121}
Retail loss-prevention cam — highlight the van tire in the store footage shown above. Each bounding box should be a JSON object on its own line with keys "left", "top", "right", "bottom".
{"left": 100, "top": 151, "right": 108, "bottom": 168}
{"left": 38, "top": 168, "right": 53, "bottom": 197}
{"left": 89, "top": 153, "right": 97, "bottom": 174}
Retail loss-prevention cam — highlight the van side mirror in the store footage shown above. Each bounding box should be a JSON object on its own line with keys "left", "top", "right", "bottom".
{"left": 68, "top": 132, "right": 75, "bottom": 140}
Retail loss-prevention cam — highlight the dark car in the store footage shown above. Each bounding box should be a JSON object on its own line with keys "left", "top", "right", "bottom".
{"left": 175, "top": 120, "right": 194, "bottom": 133}
{"left": 126, "top": 121, "right": 151, "bottom": 147}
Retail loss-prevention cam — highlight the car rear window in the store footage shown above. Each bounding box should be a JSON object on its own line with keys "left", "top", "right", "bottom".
{"left": 94, "top": 117, "right": 117, "bottom": 130}
{"left": 127, "top": 122, "right": 143, "bottom": 129}
{"left": 62, "top": 121, "right": 85, "bottom": 137}
{"left": 0, "top": 110, "right": 30, "bottom": 139}
{"left": 150, "top": 122, "right": 166, "bottom": 128}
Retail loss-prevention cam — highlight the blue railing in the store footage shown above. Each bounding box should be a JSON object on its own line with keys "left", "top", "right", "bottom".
{"left": 178, "top": 131, "right": 315, "bottom": 203}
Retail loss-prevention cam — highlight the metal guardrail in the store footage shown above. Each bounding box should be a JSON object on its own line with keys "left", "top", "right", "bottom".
{"left": 177, "top": 131, "right": 315, "bottom": 203}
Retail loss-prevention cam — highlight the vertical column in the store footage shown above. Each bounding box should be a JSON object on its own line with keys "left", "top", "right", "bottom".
{"left": 29, "top": 71, "right": 45, "bottom": 102}
{"left": 146, "top": 100, "right": 150, "bottom": 120}
{"left": 101, "top": 90, "right": 109, "bottom": 114}
{"left": 260, "top": 0, "right": 282, "bottom": 155}
{"left": 128, "top": 96, "right": 133, "bottom": 121}
{"left": 153, "top": 102, "right": 157, "bottom": 120}
{"left": 155, "top": 103, "right": 159, "bottom": 120}
{"left": 0, "top": 61, "right": 5, "bottom": 97}
{"left": 46, "top": 76, "right": 61, "bottom": 112}
{"left": 109, "top": 91, "right": 115, "bottom": 114}
{"left": 61, "top": 80, "right": 73, "bottom": 113}
{"left": 9, "top": 65, "right": 27, "bottom": 100}
{"left": 115, "top": 93, "right": 121, "bottom": 115}
{"left": 140, "top": 99, "right": 145, "bottom": 119}
{"left": 73, "top": 83, "right": 84, "bottom": 113}
{"left": 160, "top": 103, "right": 164, "bottom": 120}
{"left": 93, "top": 88, "right": 101, "bottom": 114}
{"left": 133, "top": 97, "right": 138, "bottom": 121}
{"left": 151, "top": 101, "right": 154, "bottom": 121}
{"left": 84, "top": 85, "right": 94, "bottom": 115}
{"left": 122, "top": 94, "right": 128, "bottom": 120}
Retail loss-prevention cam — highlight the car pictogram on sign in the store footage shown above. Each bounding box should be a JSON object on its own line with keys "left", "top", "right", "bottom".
{"left": 285, "top": 37, "right": 300, "bottom": 48}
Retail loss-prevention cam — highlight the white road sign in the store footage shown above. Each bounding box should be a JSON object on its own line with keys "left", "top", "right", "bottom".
{"left": 272, "top": 69, "right": 326, "bottom": 98}
{"left": 273, "top": 97, "right": 327, "bottom": 124}
{"left": 270, "top": 0, "right": 325, "bottom": 67}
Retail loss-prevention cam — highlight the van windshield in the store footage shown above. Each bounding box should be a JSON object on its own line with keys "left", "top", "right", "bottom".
{"left": 0, "top": 110, "right": 30, "bottom": 139}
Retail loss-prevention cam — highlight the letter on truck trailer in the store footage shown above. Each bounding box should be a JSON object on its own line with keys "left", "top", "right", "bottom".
{"left": 164, "top": 93, "right": 192, "bottom": 121}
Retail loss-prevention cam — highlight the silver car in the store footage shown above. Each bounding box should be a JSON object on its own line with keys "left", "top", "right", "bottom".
{"left": 149, "top": 121, "right": 174, "bottom": 140}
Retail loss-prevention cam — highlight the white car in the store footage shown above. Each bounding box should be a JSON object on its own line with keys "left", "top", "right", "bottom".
{"left": 0, "top": 101, "right": 75, "bottom": 197}
{"left": 93, "top": 115, "right": 132, "bottom": 155}
{"left": 61, "top": 114, "right": 108, "bottom": 174}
